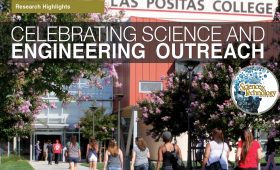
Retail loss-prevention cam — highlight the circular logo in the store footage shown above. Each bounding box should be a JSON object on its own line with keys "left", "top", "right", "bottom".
{"left": 230, "top": 66, "right": 279, "bottom": 115}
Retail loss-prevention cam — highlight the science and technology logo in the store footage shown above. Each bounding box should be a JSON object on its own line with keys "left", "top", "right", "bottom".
{"left": 230, "top": 66, "right": 279, "bottom": 115}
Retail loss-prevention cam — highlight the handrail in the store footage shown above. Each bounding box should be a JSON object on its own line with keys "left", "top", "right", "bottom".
{"left": 37, "top": 115, "right": 66, "bottom": 123}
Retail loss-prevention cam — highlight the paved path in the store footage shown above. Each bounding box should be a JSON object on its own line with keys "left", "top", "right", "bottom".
{"left": 29, "top": 161, "right": 280, "bottom": 170}
{"left": 29, "top": 161, "right": 90, "bottom": 170}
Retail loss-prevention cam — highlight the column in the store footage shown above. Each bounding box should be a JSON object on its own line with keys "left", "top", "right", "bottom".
{"left": 33, "top": 134, "right": 35, "bottom": 161}
{"left": 63, "top": 129, "right": 66, "bottom": 146}
{"left": 133, "top": 107, "right": 138, "bottom": 148}
{"left": 7, "top": 141, "right": 9, "bottom": 157}
{"left": 30, "top": 135, "right": 32, "bottom": 161}
{"left": 13, "top": 137, "right": 17, "bottom": 154}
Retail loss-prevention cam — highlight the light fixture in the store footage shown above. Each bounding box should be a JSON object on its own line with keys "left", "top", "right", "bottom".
{"left": 114, "top": 94, "right": 125, "bottom": 148}
{"left": 114, "top": 94, "right": 125, "bottom": 101}
{"left": 183, "top": 60, "right": 200, "bottom": 170}
{"left": 89, "top": 106, "right": 98, "bottom": 137}
{"left": 184, "top": 60, "right": 200, "bottom": 72}
{"left": 90, "top": 106, "right": 98, "bottom": 112}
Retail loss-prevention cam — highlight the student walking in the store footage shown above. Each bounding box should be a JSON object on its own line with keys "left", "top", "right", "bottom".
{"left": 46, "top": 140, "right": 53, "bottom": 165}
{"left": 131, "top": 137, "right": 150, "bottom": 170}
{"left": 263, "top": 136, "right": 276, "bottom": 170}
{"left": 201, "top": 128, "right": 230, "bottom": 170}
{"left": 35, "top": 141, "right": 41, "bottom": 161}
{"left": 103, "top": 138, "right": 123, "bottom": 170}
{"left": 235, "top": 127, "right": 262, "bottom": 170}
{"left": 86, "top": 136, "right": 98, "bottom": 170}
{"left": 53, "top": 140, "right": 62, "bottom": 165}
{"left": 196, "top": 137, "right": 204, "bottom": 166}
{"left": 66, "top": 136, "right": 81, "bottom": 170}
{"left": 156, "top": 131, "right": 183, "bottom": 170}
{"left": 43, "top": 141, "right": 48, "bottom": 161}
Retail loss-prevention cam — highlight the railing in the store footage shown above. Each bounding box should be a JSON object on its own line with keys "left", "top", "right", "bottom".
{"left": 36, "top": 115, "right": 66, "bottom": 124}
{"left": 192, "top": 146, "right": 205, "bottom": 170}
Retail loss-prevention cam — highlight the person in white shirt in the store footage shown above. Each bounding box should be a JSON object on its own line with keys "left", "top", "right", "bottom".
{"left": 43, "top": 141, "right": 48, "bottom": 161}
{"left": 201, "top": 128, "right": 230, "bottom": 170}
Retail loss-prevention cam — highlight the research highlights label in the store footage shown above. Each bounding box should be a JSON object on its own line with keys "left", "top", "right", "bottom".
{"left": 230, "top": 66, "right": 279, "bottom": 115}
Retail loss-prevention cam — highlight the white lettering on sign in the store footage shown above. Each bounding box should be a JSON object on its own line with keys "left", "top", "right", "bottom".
{"left": 106, "top": 0, "right": 277, "bottom": 22}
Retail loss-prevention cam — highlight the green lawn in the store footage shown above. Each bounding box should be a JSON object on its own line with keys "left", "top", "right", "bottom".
{"left": 81, "top": 157, "right": 280, "bottom": 169}
{"left": 1, "top": 154, "right": 22, "bottom": 164}
{"left": 0, "top": 160, "right": 34, "bottom": 170}
{"left": 81, "top": 162, "right": 105, "bottom": 169}
{"left": 0, "top": 154, "right": 34, "bottom": 170}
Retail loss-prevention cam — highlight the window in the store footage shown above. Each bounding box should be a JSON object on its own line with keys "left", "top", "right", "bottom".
{"left": 139, "top": 81, "right": 163, "bottom": 93}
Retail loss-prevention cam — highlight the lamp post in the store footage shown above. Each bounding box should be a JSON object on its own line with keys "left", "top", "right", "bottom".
{"left": 254, "top": 129, "right": 261, "bottom": 170}
{"left": 114, "top": 94, "right": 125, "bottom": 148}
{"left": 184, "top": 60, "right": 200, "bottom": 170}
{"left": 90, "top": 106, "right": 98, "bottom": 137}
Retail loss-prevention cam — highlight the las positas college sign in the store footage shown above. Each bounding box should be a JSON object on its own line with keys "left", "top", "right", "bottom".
{"left": 231, "top": 66, "right": 279, "bottom": 115}
{"left": 106, "top": 0, "right": 278, "bottom": 22}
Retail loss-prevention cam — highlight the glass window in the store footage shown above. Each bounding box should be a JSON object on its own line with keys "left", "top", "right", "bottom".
{"left": 65, "top": 133, "right": 79, "bottom": 146}
{"left": 40, "top": 107, "right": 48, "bottom": 116}
{"left": 48, "top": 100, "right": 62, "bottom": 117}
{"left": 139, "top": 81, "right": 163, "bottom": 93}
{"left": 122, "top": 118, "right": 131, "bottom": 133}
{"left": 103, "top": 93, "right": 113, "bottom": 100}
{"left": 63, "top": 101, "right": 81, "bottom": 126}
{"left": 36, "top": 76, "right": 113, "bottom": 129}
{"left": 69, "top": 84, "right": 79, "bottom": 92}
{"left": 103, "top": 101, "right": 112, "bottom": 107}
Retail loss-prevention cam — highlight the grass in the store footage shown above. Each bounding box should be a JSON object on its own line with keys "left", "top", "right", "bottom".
{"left": 81, "top": 162, "right": 105, "bottom": 169}
{"left": 1, "top": 154, "right": 22, "bottom": 164}
{"left": 0, "top": 154, "right": 34, "bottom": 170}
{"left": 81, "top": 157, "right": 280, "bottom": 169}
{"left": 0, "top": 160, "right": 34, "bottom": 170}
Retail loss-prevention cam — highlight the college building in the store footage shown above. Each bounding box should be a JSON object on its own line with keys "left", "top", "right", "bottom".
{"left": 1, "top": 0, "right": 278, "bottom": 162}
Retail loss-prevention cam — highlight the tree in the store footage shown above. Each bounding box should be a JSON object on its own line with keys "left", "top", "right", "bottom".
{"left": 75, "top": 103, "right": 117, "bottom": 162}
{"left": 136, "top": 71, "right": 191, "bottom": 142}
{"left": 190, "top": 61, "right": 267, "bottom": 143}
{"left": 0, "top": 1, "right": 125, "bottom": 141}
{"left": 136, "top": 27, "right": 280, "bottom": 145}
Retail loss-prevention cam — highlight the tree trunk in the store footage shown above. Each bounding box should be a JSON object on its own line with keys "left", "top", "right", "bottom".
{"left": 103, "top": 142, "right": 106, "bottom": 162}
{"left": 99, "top": 141, "right": 102, "bottom": 163}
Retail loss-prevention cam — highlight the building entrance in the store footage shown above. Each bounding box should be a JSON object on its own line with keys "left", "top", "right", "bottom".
{"left": 35, "top": 135, "right": 61, "bottom": 161}
{"left": 36, "top": 135, "right": 61, "bottom": 145}
{"left": 31, "top": 130, "right": 65, "bottom": 161}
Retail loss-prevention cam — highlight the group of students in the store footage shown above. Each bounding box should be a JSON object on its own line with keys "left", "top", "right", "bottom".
{"left": 88, "top": 127, "right": 276, "bottom": 170}
{"left": 35, "top": 139, "right": 62, "bottom": 165}
{"left": 201, "top": 127, "right": 276, "bottom": 170}
{"left": 85, "top": 137, "right": 150, "bottom": 170}
{"left": 85, "top": 131, "right": 187, "bottom": 170}
{"left": 37, "top": 127, "right": 276, "bottom": 170}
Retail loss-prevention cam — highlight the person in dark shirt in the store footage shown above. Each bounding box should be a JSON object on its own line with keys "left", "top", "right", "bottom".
{"left": 263, "top": 136, "right": 276, "bottom": 170}
{"left": 156, "top": 131, "right": 183, "bottom": 170}
{"left": 46, "top": 140, "right": 54, "bottom": 165}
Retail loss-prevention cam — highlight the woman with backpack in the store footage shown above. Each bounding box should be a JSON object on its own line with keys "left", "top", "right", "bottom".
{"left": 87, "top": 136, "right": 98, "bottom": 170}
{"left": 156, "top": 131, "right": 183, "bottom": 170}
{"left": 131, "top": 137, "right": 150, "bottom": 170}
{"left": 103, "top": 138, "right": 123, "bottom": 170}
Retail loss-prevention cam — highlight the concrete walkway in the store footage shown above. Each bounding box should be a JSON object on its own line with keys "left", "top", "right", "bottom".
{"left": 29, "top": 161, "right": 280, "bottom": 170}
{"left": 29, "top": 161, "right": 91, "bottom": 170}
